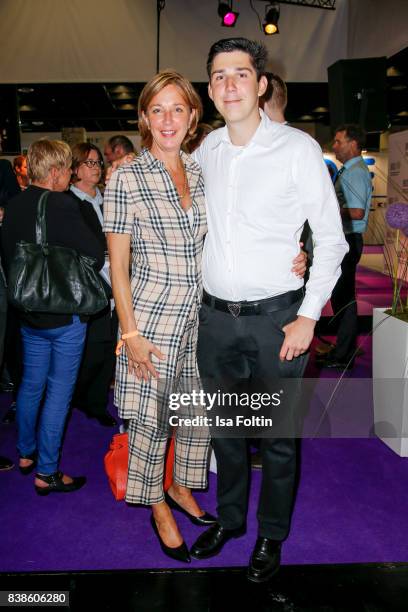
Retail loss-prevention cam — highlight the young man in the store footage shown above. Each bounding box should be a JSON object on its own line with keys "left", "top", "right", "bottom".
{"left": 190, "top": 38, "right": 348, "bottom": 582}
{"left": 317, "top": 124, "right": 372, "bottom": 370}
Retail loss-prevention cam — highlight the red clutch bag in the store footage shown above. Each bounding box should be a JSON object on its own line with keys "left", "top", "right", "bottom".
{"left": 104, "top": 432, "right": 174, "bottom": 501}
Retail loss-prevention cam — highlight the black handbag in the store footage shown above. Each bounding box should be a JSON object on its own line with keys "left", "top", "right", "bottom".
{"left": 7, "top": 190, "right": 108, "bottom": 315}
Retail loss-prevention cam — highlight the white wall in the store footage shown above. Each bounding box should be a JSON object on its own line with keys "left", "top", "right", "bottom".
{"left": 347, "top": 0, "right": 408, "bottom": 59}
{"left": 0, "top": 0, "right": 348, "bottom": 83}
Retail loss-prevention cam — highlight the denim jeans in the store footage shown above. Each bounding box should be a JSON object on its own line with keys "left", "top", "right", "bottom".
{"left": 17, "top": 316, "right": 86, "bottom": 475}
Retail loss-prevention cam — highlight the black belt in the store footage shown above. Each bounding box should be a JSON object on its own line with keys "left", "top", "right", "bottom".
{"left": 202, "top": 288, "right": 304, "bottom": 317}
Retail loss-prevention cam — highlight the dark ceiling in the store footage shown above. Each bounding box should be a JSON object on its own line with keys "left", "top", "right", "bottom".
{"left": 1, "top": 48, "right": 407, "bottom": 138}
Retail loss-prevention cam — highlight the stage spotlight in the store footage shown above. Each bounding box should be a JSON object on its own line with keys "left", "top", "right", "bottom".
{"left": 263, "top": 2, "right": 280, "bottom": 35}
{"left": 218, "top": 1, "right": 239, "bottom": 27}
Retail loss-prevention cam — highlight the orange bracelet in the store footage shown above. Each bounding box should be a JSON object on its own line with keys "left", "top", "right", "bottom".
{"left": 115, "top": 330, "right": 139, "bottom": 356}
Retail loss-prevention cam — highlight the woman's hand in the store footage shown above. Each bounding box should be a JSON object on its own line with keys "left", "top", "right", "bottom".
{"left": 124, "top": 334, "right": 165, "bottom": 381}
{"left": 291, "top": 242, "right": 308, "bottom": 278}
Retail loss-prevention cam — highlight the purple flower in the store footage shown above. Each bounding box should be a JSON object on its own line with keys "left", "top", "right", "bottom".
{"left": 386, "top": 203, "right": 408, "bottom": 230}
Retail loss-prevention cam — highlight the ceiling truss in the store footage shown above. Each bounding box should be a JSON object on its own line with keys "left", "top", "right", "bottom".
{"left": 267, "top": 0, "right": 336, "bottom": 9}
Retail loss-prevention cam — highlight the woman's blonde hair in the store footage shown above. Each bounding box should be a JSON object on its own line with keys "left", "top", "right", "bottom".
{"left": 138, "top": 70, "right": 203, "bottom": 150}
{"left": 27, "top": 139, "right": 72, "bottom": 182}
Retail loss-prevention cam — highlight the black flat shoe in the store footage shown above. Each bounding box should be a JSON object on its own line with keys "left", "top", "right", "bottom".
{"left": 190, "top": 522, "right": 245, "bottom": 560}
{"left": 150, "top": 514, "right": 191, "bottom": 563}
{"left": 165, "top": 492, "right": 217, "bottom": 526}
{"left": 19, "top": 452, "right": 37, "bottom": 475}
{"left": 34, "top": 471, "right": 86, "bottom": 496}
{"left": 247, "top": 537, "right": 281, "bottom": 583}
{"left": 0, "top": 456, "right": 14, "bottom": 471}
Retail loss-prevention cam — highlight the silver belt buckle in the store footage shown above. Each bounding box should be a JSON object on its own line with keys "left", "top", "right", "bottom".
{"left": 227, "top": 303, "right": 241, "bottom": 318}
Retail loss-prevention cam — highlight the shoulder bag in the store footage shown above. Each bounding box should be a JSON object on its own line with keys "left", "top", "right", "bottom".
{"left": 7, "top": 190, "right": 108, "bottom": 315}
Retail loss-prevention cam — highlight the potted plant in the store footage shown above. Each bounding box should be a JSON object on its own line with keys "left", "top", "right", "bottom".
{"left": 373, "top": 202, "right": 408, "bottom": 456}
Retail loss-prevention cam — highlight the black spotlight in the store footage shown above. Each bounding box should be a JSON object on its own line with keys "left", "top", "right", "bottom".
{"left": 218, "top": 1, "right": 239, "bottom": 27}
{"left": 263, "top": 2, "right": 280, "bottom": 35}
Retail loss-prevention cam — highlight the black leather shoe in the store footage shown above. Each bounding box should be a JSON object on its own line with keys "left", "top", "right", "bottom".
{"left": 89, "top": 413, "right": 117, "bottom": 427}
{"left": 165, "top": 492, "right": 217, "bottom": 526}
{"left": 190, "top": 523, "right": 245, "bottom": 559}
{"left": 316, "top": 355, "right": 354, "bottom": 370}
{"left": 150, "top": 514, "right": 191, "bottom": 563}
{"left": 0, "top": 456, "right": 14, "bottom": 471}
{"left": 247, "top": 537, "right": 281, "bottom": 583}
{"left": 34, "top": 471, "right": 86, "bottom": 496}
{"left": 19, "top": 452, "right": 37, "bottom": 475}
{"left": 0, "top": 381, "right": 14, "bottom": 393}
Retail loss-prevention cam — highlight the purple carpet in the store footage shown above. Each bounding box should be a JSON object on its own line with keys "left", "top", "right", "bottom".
{"left": 1, "top": 263, "right": 407, "bottom": 572}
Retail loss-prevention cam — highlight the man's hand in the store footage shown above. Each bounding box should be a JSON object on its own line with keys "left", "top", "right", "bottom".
{"left": 291, "top": 243, "right": 308, "bottom": 278}
{"left": 279, "top": 315, "right": 316, "bottom": 361}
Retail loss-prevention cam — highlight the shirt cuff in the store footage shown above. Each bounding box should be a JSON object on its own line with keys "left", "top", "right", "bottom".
{"left": 297, "top": 292, "right": 325, "bottom": 321}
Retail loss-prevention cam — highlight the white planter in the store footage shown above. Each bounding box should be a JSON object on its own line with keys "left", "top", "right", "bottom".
{"left": 373, "top": 308, "right": 408, "bottom": 457}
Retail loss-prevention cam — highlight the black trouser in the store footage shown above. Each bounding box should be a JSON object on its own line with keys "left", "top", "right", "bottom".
{"left": 197, "top": 294, "right": 308, "bottom": 541}
{"left": 331, "top": 232, "right": 363, "bottom": 361}
{"left": 73, "top": 307, "right": 118, "bottom": 417}
{"left": 2, "top": 306, "right": 22, "bottom": 398}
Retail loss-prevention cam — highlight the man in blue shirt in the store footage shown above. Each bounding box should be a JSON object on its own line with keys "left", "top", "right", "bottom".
{"left": 318, "top": 124, "right": 372, "bottom": 369}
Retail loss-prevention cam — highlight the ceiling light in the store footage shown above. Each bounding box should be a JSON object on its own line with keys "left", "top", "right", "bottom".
{"left": 112, "top": 92, "right": 134, "bottom": 100}
{"left": 313, "top": 106, "right": 329, "bottom": 113}
{"left": 18, "top": 87, "right": 34, "bottom": 94}
{"left": 32, "top": 121, "right": 44, "bottom": 126}
{"left": 397, "top": 111, "right": 408, "bottom": 117}
{"left": 387, "top": 66, "right": 402, "bottom": 77}
{"left": 127, "top": 119, "right": 138, "bottom": 125}
{"left": 218, "top": 1, "right": 239, "bottom": 27}
{"left": 110, "top": 85, "right": 132, "bottom": 93}
{"left": 263, "top": 2, "right": 280, "bottom": 35}
{"left": 299, "top": 114, "right": 314, "bottom": 121}
{"left": 19, "top": 104, "right": 36, "bottom": 112}
{"left": 117, "top": 103, "right": 136, "bottom": 111}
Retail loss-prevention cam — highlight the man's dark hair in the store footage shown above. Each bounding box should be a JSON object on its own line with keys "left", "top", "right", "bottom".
{"left": 207, "top": 38, "right": 267, "bottom": 81}
{"left": 335, "top": 124, "right": 366, "bottom": 151}
{"left": 108, "top": 135, "right": 135, "bottom": 154}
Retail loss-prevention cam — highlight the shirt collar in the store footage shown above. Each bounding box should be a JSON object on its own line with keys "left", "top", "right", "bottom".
{"left": 343, "top": 155, "right": 363, "bottom": 170}
{"left": 70, "top": 184, "right": 102, "bottom": 205}
{"left": 210, "top": 109, "right": 279, "bottom": 150}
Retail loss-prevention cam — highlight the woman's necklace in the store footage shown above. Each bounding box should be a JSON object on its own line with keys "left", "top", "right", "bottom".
{"left": 168, "top": 161, "right": 188, "bottom": 200}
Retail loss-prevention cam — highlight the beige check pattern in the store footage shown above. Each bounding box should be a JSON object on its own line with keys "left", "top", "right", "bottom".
{"left": 104, "top": 148, "right": 210, "bottom": 502}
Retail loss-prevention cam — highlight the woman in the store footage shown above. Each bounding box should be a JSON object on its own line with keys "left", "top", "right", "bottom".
{"left": 104, "top": 71, "right": 217, "bottom": 563}
{"left": 68, "top": 143, "right": 117, "bottom": 427}
{"left": 2, "top": 139, "right": 104, "bottom": 495}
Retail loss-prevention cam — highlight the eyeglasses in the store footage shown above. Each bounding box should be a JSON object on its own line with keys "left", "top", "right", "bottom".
{"left": 81, "top": 159, "right": 104, "bottom": 168}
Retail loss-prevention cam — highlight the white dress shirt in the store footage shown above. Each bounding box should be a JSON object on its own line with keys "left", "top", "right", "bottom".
{"left": 193, "top": 111, "right": 348, "bottom": 321}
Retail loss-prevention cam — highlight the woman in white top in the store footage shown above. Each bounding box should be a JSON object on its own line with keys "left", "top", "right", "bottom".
{"left": 68, "top": 143, "right": 118, "bottom": 428}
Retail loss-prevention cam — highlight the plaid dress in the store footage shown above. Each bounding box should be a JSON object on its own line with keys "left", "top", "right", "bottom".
{"left": 103, "top": 148, "right": 207, "bottom": 426}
